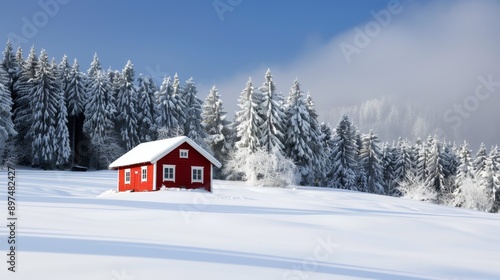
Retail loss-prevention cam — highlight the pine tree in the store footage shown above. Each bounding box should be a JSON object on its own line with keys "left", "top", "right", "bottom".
{"left": 115, "top": 60, "right": 140, "bottom": 151}
{"left": 393, "top": 138, "right": 414, "bottom": 185}
{"left": 473, "top": 143, "right": 488, "bottom": 177}
{"left": 28, "top": 50, "right": 61, "bottom": 169}
{"left": 13, "top": 46, "right": 38, "bottom": 164}
{"left": 425, "top": 140, "right": 446, "bottom": 193}
{"left": 87, "top": 52, "right": 102, "bottom": 79}
{"left": 58, "top": 54, "right": 71, "bottom": 95}
{"left": 440, "top": 142, "right": 459, "bottom": 184}
{"left": 136, "top": 75, "right": 157, "bottom": 142}
{"left": 416, "top": 136, "right": 433, "bottom": 182}
{"left": 304, "top": 93, "right": 327, "bottom": 186}
{"left": 202, "top": 85, "right": 232, "bottom": 178}
{"left": 66, "top": 59, "right": 86, "bottom": 116}
{"left": 359, "top": 131, "right": 385, "bottom": 194}
{"left": 488, "top": 146, "right": 500, "bottom": 212}
{"left": 171, "top": 73, "right": 185, "bottom": 132}
{"left": 455, "top": 141, "right": 475, "bottom": 188}
{"left": 381, "top": 142, "right": 397, "bottom": 195}
{"left": 83, "top": 70, "right": 115, "bottom": 142}
{"left": 156, "top": 76, "right": 185, "bottom": 138}
{"left": 54, "top": 85, "right": 70, "bottom": 167}
{"left": 328, "top": 115, "right": 359, "bottom": 190}
{"left": 257, "top": 69, "right": 285, "bottom": 153}
{"left": 284, "top": 79, "right": 313, "bottom": 184}
{"left": 0, "top": 82, "right": 15, "bottom": 141}
{"left": 1, "top": 40, "right": 20, "bottom": 92}
{"left": 235, "top": 77, "right": 262, "bottom": 153}
{"left": 319, "top": 122, "right": 334, "bottom": 186}
{"left": 84, "top": 70, "right": 123, "bottom": 169}
{"left": 181, "top": 77, "right": 206, "bottom": 147}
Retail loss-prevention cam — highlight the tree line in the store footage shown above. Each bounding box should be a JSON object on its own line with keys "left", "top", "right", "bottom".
{"left": 0, "top": 42, "right": 498, "bottom": 212}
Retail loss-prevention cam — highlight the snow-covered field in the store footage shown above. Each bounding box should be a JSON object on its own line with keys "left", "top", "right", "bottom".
{"left": 1, "top": 168, "right": 500, "bottom": 280}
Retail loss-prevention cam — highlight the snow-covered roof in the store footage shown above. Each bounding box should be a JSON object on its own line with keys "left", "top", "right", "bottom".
{"left": 109, "top": 136, "right": 221, "bottom": 169}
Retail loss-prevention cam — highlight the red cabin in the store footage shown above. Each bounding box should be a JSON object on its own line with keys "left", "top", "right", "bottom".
{"left": 109, "top": 136, "right": 221, "bottom": 192}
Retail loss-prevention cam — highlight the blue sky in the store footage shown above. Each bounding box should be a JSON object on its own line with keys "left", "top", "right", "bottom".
{"left": 1, "top": 0, "right": 500, "bottom": 148}
{"left": 1, "top": 0, "right": 391, "bottom": 82}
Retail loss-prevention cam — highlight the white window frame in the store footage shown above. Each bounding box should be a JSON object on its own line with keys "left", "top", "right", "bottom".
{"left": 124, "top": 169, "right": 131, "bottom": 184}
{"left": 163, "top": 164, "right": 176, "bottom": 182}
{"left": 191, "top": 166, "right": 204, "bottom": 183}
{"left": 141, "top": 166, "right": 148, "bottom": 182}
{"left": 180, "top": 149, "right": 189, "bottom": 158}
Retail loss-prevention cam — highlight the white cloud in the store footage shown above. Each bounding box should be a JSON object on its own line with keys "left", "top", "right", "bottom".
{"left": 200, "top": 0, "right": 500, "bottom": 149}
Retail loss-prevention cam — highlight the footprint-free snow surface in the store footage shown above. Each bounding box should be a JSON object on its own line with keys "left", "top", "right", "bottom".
{"left": 1, "top": 169, "right": 499, "bottom": 279}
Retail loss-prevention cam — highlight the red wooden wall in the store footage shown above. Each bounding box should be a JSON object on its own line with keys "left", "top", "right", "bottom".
{"left": 117, "top": 164, "right": 154, "bottom": 192}
{"left": 155, "top": 142, "right": 212, "bottom": 191}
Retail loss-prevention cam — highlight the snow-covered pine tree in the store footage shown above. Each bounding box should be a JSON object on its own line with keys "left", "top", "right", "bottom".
{"left": 115, "top": 60, "right": 140, "bottom": 151}
{"left": 359, "top": 131, "right": 385, "bottom": 194}
{"left": 304, "top": 93, "right": 327, "bottom": 186}
{"left": 0, "top": 81, "right": 16, "bottom": 165}
{"left": 65, "top": 59, "right": 87, "bottom": 165}
{"left": 1, "top": 40, "right": 20, "bottom": 93}
{"left": 58, "top": 55, "right": 71, "bottom": 95}
{"left": 66, "top": 59, "right": 86, "bottom": 116}
{"left": 473, "top": 143, "right": 488, "bottom": 178}
{"left": 136, "top": 75, "right": 158, "bottom": 143}
{"left": 440, "top": 142, "right": 459, "bottom": 186}
{"left": 454, "top": 141, "right": 475, "bottom": 189}
{"left": 13, "top": 46, "right": 38, "bottom": 165}
{"left": 488, "top": 146, "right": 500, "bottom": 212}
{"left": 257, "top": 69, "right": 285, "bottom": 154}
{"left": 54, "top": 84, "right": 70, "bottom": 167}
{"left": 328, "top": 115, "right": 359, "bottom": 191}
{"left": 83, "top": 70, "right": 120, "bottom": 169}
{"left": 234, "top": 77, "right": 262, "bottom": 153}
{"left": 478, "top": 157, "right": 499, "bottom": 211}
{"left": 320, "top": 123, "right": 334, "bottom": 151}
{"left": 319, "top": 122, "right": 334, "bottom": 186}
{"left": 0, "top": 82, "right": 15, "bottom": 142}
{"left": 425, "top": 140, "right": 446, "bottom": 194}
{"left": 416, "top": 136, "right": 433, "bottom": 182}
{"left": 171, "top": 73, "right": 185, "bottom": 132}
{"left": 202, "top": 85, "right": 232, "bottom": 178}
{"left": 181, "top": 77, "right": 206, "bottom": 147}
{"left": 28, "top": 50, "right": 61, "bottom": 169}
{"left": 284, "top": 79, "right": 313, "bottom": 185}
{"left": 156, "top": 76, "right": 185, "bottom": 138}
{"left": 393, "top": 138, "right": 414, "bottom": 185}
{"left": 490, "top": 145, "right": 500, "bottom": 173}
{"left": 381, "top": 141, "right": 397, "bottom": 195}
{"left": 87, "top": 52, "right": 102, "bottom": 79}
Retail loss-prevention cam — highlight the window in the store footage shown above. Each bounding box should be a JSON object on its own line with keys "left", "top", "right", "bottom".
{"left": 180, "top": 149, "right": 189, "bottom": 158}
{"left": 141, "top": 166, "right": 148, "bottom": 182}
{"left": 192, "top": 166, "right": 204, "bottom": 183}
{"left": 124, "top": 169, "right": 131, "bottom": 184}
{"left": 163, "top": 165, "right": 176, "bottom": 182}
